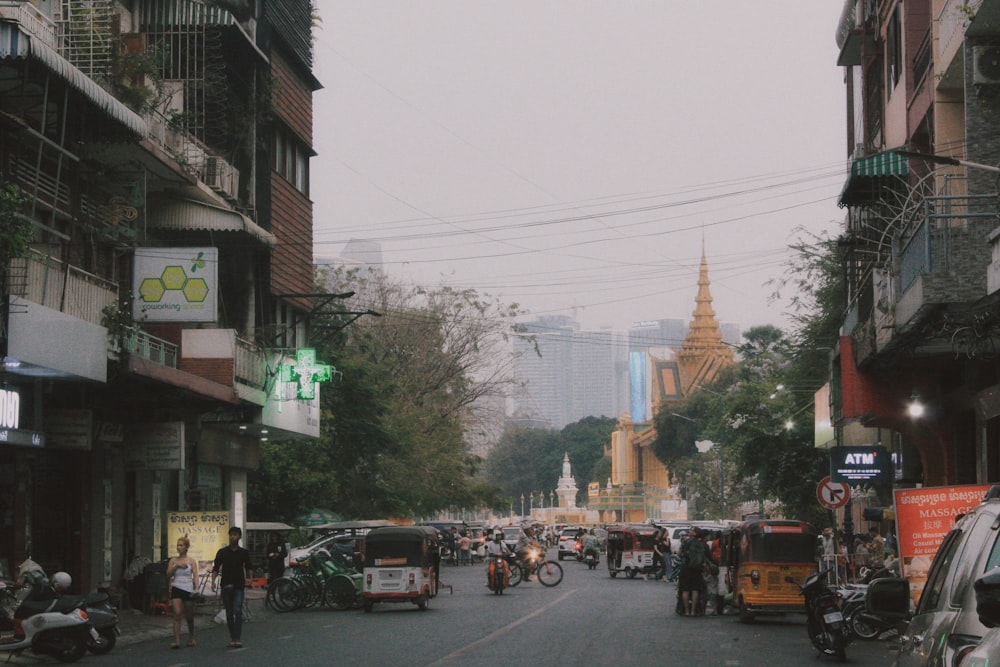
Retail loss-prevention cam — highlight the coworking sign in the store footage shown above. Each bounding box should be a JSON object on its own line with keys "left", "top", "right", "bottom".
{"left": 277, "top": 348, "right": 332, "bottom": 400}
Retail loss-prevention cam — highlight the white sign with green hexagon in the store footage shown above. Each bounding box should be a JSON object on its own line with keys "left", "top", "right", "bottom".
{"left": 133, "top": 247, "right": 218, "bottom": 322}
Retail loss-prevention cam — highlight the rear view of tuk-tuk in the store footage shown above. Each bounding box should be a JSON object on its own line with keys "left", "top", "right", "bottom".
{"left": 361, "top": 526, "right": 440, "bottom": 612}
{"left": 726, "top": 521, "right": 818, "bottom": 622}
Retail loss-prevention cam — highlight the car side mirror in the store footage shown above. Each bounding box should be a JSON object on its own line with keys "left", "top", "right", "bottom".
{"left": 974, "top": 569, "right": 1000, "bottom": 628}
{"left": 866, "top": 577, "right": 911, "bottom": 620}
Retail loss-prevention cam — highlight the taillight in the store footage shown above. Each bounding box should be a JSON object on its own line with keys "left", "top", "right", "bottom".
{"left": 366, "top": 573, "right": 372, "bottom": 586}
{"left": 408, "top": 572, "right": 415, "bottom": 585}
{"left": 950, "top": 634, "right": 983, "bottom": 667}
{"left": 750, "top": 569, "right": 760, "bottom": 585}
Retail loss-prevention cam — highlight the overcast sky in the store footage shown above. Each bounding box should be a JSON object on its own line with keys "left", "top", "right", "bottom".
{"left": 311, "top": 2, "right": 848, "bottom": 334}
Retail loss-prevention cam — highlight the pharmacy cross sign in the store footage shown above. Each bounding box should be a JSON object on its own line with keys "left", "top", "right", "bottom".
{"left": 278, "top": 348, "right": 332, "bottom": 400}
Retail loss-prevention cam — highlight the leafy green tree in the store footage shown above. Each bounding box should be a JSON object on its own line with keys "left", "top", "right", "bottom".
{"left": 249, "top": 267, "right": 519, "bottom": 521}
{"left": 484, "top": 416, "right": 616, "bottom": 507}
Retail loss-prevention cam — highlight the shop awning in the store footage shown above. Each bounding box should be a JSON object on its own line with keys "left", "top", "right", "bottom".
{"left": 839, "top": 151, "right": 910, "bottom": 207}
{"left": 0, "top": 22, "right": 147, "bottom": 137}
{"left": 147, "top": 198, "right": 277, "bottom": 247}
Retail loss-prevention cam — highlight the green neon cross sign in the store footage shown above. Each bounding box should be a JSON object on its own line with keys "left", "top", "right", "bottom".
{"left": 277, "top": 348, "right": 332, "bottom": 400}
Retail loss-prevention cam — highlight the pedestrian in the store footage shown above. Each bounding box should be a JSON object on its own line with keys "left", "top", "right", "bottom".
{"left": 701, "top": 531, "right": 720, "bottom": 615}
{"left": 211, "top": 527, "right": 252, "bottom": 649}
{"left": 458, "top": 531, "right": 472, "bottom": 566}
{"left": 266, "top": 532, "right": 287, "bottom": 582}
{"left": 679, "top": 527, "right": 709, "bottom": 616}
{"left": 868, "top": 526, "right": 886, "bottom": 564}
{"left": 167, "top": 534, "right": 199, "bottom": 649}
{"left": 651, "top": 528, "right": 665, "bottom": 580}
{"left": 817, "top": 527, "right": 836, "bottom": 582}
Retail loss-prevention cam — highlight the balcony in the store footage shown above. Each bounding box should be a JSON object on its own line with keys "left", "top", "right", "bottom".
{"left": 893, "top": 194, "right": 996, "bottom": 329}
{"left": 123, "top": 327, "right": 178, "bottom": 368}
{"left": 9, "top": 250, "right": 117, "bottom": 327}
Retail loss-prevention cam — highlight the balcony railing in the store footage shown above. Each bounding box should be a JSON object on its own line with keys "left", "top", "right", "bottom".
{"left": 9, "top": 250, "right": 117, "bottom": 327}
{"left": 0, "top": 2, "right": 58, "bottom": 48}
{"left": 234, "top": 336, "right": 266, "bottom": 390}
{"left": 897, "top": 194, "right": 996, "bottom": 291}
{"left": 123, "top": 327, "right": 178, "bottom": 368}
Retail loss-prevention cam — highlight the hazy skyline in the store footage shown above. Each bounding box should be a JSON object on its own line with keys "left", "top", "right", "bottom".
{"left": 311, "top": 2, "right": 847, "bottom": 333}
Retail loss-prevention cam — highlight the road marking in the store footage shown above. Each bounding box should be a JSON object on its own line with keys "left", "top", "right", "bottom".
{"left": 425, "top": 589, "right": 576, "bottom": 666}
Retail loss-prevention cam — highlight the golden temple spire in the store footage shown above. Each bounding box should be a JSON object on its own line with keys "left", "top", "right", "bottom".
{"left": 677, "top": 239, "right": 733, "bottom": 393}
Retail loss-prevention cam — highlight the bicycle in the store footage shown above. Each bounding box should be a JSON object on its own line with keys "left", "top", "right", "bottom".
{"left": 507, "top": 546, "right": 563, "bottom": 587}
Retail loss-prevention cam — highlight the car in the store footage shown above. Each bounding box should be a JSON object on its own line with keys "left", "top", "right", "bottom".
{"left": 867, "top": 485, "right": 1000, "bottom": 665}
{"left": 500, "top": 526, "right": 524, "bottom": 554}
{"left": 558, "top": 526, "right": 585, "bottom": 560}
{"left": 288, "top": 533, "right": 357, "bottom": 565}
{"left": 664, "top": 525, "right": 692, "bottom": 556}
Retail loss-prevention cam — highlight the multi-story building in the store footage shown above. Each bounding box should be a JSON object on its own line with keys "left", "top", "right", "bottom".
{"left": 833, "top": 0, "right": 1000, "bottom": 488}
{"left": 0, "top": 0, "right": 320, "bottom": 593}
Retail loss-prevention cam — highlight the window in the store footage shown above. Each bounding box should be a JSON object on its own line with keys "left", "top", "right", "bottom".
{"left": 271, "top": 126, "right": 310, "bottom": 197}
{"left": 886, "top": 6, "right": 902, "bottom": 91}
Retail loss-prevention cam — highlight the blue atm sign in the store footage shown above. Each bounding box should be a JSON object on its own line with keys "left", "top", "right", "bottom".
{"left": 831, "top": 445, "right": 890, "bottom": 484}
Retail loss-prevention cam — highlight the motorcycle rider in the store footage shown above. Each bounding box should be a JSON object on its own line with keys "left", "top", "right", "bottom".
{"left": 516, "top": 527, "right": 543, "bottom": 580}
{"left": 485, "top": 531, "right": 512, "bottom": 588}
{"left": 581, "top": 529, "right": 600, "bottom": 562}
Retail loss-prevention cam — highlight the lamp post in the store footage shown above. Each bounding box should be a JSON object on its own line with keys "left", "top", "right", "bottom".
{"left": 550, "top": 490, "right": 555, "bottom": 509}
{"left": 520, "top": 493, "right": 525, "bottom": 518}
{"left": 530, "top": 492, "right": 534, "bottom": 514}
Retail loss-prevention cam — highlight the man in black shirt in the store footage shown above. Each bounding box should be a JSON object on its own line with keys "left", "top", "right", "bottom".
{"left": 211, "top": 527, "right": 252, "bottom": 649}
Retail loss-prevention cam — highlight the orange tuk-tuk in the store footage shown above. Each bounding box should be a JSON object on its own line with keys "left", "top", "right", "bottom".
{"left": 721, "top": 519, "right": 818, "bottom": 623}
{"left": 606, "top": 524, "right": 659, "bottom": 579}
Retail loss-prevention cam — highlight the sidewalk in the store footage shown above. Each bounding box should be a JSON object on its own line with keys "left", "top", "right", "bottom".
{"left": 116, "top": 588, "right": 267, "bottom": 647}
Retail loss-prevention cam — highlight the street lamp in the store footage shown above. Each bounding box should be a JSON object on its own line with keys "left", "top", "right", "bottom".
{"left": 520, "top": 493, "right": 525, "bottom": 518}
{"left": 696, "top": 440, "right": 726, "bottom": 520}
{"left": 530, "top": 492, "right": 534, "bottom": 514}
{"left": 550, "top": 490, "right": 555, "bottom": 509}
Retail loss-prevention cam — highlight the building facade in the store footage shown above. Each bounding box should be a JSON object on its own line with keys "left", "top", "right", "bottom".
{"left": 832, "top": 0, "right": 1000, "bottom": 490}
{"left": 0, "top": 0, "right": 320, "bottom": 593}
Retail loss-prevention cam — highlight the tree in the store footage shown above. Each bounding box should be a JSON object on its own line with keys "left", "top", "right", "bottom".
{"left": 248, "top": 267, "right": 520, "bottom": 521}
{"left": 484, "top": 416, "right": 617, "bottom": 507}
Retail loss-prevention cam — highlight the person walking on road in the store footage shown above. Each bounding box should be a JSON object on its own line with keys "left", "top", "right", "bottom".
{"left": 679, "top": 528, "right": 709, "bottom": 616}
{"left": 211, "top": 527, "right": 252, "bottom": 649}
{"left": 266, "top": 533, "right": 287, "bottom": 582}
{"left": 167, "top": 534, "right": 199, "bottom": 649}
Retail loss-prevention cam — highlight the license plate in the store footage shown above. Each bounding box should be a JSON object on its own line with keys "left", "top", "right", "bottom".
{"left": 823, "top": 611, "right": 844, "bottom": 624}
{"left": 89, "top": 627, "right": 99, "bottom": 640}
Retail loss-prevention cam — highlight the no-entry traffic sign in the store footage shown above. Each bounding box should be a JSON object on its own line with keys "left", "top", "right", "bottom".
{"left": 817, "top": 476, "right": 850, "bottom": 509}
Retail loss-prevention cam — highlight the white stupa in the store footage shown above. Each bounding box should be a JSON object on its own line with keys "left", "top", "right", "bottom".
{"left": 556, "top": 452, "right": 579, "bottom": 509}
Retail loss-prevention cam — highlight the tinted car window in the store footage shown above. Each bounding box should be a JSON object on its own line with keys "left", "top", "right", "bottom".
{"left": 918, "top": 528, "right": 963, "bottom": 613}
{"left": 949, "top": 513, "right": 1000, "bottom": 607}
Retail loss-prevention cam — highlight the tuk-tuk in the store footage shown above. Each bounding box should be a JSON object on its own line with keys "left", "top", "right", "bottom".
{"left": 721, "top": 519, "right": 818, "bottom": 623}
{"left": 606, "top": 524, "right": 659, "bottom": 579}
{"left": 362, "top": 526, "right": 440, "bottom": 612}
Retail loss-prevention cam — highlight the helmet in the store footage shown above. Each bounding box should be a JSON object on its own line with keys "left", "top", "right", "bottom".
{"left": 494, "top": 532, "right": 502, "bottom": 540}
{"left": 51, "top": 572, "right": 71, "bottom": 591}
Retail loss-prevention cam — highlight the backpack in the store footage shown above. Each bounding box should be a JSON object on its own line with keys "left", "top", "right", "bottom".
{"left": 685, "top": 541, "right": 706, "bottom": 569}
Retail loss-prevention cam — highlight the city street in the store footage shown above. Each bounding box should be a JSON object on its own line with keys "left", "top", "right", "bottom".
{"left": 76, "top": 553, "right": 900, "bottom": 667}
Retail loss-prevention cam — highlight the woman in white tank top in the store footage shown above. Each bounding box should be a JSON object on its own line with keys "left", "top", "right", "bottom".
{"left": 167, "top": 535, "right": 200, "bottom": 648}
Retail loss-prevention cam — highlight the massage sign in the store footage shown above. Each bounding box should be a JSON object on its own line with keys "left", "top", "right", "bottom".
{"left": 0, "top": 389, "right": 44, "bottom": 447}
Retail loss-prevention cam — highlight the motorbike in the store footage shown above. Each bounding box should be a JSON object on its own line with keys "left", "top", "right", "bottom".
{"left": 71, "top": 592, "right": 119, "bottom": 654}
{"left": 1, "top": 593, "right": 95, "bottom": 663}
{"left": 786, "top": 568, "right": 851, "bottom": 662}
{"left": 583, "top": 547, "right": 600, "bottom": 570}
{"left": 487, "top": 555, "right": 509, "bottom": 595}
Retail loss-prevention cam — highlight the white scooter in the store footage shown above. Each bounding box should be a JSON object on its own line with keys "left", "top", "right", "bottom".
{"left": 0, "top": 582, "right": 95, "bottom": 663}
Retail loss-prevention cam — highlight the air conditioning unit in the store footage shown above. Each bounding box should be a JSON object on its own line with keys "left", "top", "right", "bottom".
{"left": 204, "top": 156, "right": 240, "bottom": 200}
{"left": 974, "top": 46, "right": 1000, "bottom": 85}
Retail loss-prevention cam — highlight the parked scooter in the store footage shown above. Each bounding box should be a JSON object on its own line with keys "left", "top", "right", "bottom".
{"left": 29, "top": 571, "right": 119, "bottom": 654}
{"left": 786, "top": 568, "right": 851, "bottom": 662}
{"left": 0, "top": 578, "right": 94, "bottom": 663}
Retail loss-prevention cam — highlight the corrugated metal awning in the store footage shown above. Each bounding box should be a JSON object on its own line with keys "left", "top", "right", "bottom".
{"left": 147, "top": 198, "right": 276, "bottom": 247}
{"left": 0, "top": 22, "right": 146, "bottom": 137}
{"left": 839, "top": 151, "right": 910, "bottom": 207}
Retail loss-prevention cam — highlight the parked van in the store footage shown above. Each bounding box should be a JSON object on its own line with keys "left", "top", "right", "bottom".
{"left": 868, "top": 485, "right": 1000, "bottom": 665}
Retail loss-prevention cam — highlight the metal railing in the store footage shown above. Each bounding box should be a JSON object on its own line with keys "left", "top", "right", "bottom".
{"left": 234, "top": 336, "right": 266, "bottom": 389}
{"left": 123, "top": 327, "right": 178, "bottom": 368}
{"left": 9, "top": 250, "right": 117, "bottom": 327}
{"left": 0, "top": 2, "right": 58, "bottom": 48}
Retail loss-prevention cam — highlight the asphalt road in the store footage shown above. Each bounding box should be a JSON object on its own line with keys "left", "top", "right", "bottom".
{"left": 29, "top": 552, "right": 901, "bottom": 666}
